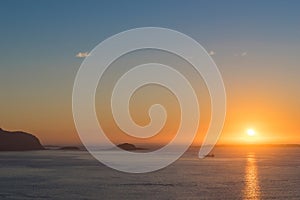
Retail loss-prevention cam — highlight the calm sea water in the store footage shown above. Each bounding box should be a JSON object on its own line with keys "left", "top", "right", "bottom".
{"left": 0, "top": 147, "right": 299, "bottom": 199}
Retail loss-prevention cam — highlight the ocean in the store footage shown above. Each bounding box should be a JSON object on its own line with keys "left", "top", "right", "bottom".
{"left": 0, "top": 147, "right": 299, "bottom": 199}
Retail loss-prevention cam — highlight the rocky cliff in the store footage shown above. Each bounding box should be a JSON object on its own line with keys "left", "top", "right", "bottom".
{"left": 0, "top": 128, "right": 44, "bottom": 151}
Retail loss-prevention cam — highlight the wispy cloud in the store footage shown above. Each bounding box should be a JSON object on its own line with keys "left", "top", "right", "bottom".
{"left": 234, "top": 51, "right": 248, "bottom": 57}
{"left": 241, "top": 52, "right": 247, "bottom": 56}
{"left": 76, "top": 52, "right": 90, "bottom": 58}
{"left": 209, "top": 50, "right": 215, "bottom": 56}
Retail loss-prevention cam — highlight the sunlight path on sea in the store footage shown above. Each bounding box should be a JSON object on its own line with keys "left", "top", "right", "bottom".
{"left": 244, "top": 153, "right": 261, "bottom": 200}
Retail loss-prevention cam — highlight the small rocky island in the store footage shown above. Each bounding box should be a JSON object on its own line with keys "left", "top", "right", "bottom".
{"left": 0, "top": 128, "right": 44, "bottom": 151}
{"left": 59, "top": 146, "right": 80, "bottom": 151}
{"left": 117, "top": 143, "right": 146, "bottom": 151}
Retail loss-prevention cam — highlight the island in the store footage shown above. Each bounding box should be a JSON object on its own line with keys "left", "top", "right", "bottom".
{"left": 0, "top": 128, "right": 44, "bottom": 151}
{"left": 59, "top": 146, "right": 81, "bottom": 151}
{"left": 117, "top": 143, "right": 147, "bottom": 151}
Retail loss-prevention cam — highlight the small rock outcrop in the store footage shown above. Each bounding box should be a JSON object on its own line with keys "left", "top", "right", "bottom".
{"left": 0, "top": 128, "right": 44, "bottom": 151}
{"left": 117, "top": 143, "right": 146, "bottom": 151}
{"left": 59, "top": 146, "right": 80, "bottom": 151}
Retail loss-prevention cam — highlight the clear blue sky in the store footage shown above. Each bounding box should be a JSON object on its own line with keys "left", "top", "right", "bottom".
{"left": 0, "top": 1, "right": 299, "bottom": 145}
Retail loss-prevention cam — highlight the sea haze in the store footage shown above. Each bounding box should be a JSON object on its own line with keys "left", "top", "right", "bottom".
{"left": 0, "top": 146, "right": 299, "bottom": 199}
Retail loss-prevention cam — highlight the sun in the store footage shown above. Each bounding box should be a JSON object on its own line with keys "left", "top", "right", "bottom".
{"left": 246, "top": 129, "right": 256, "bottom": 136}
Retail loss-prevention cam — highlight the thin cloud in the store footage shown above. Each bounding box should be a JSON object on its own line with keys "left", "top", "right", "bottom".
{"left": 234, "top": 52, "right": 248, "bottom": 57}
{"left": 209, "top": 50, "right": 215, "bottom": 56}
{"left": 241, "top": 52, "right": 247, "bottom": 56}
{"left": 76, "top": 52, "right": 90, "bottom": 58}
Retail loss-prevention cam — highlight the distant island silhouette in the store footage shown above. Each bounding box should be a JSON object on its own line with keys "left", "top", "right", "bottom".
{"left": 0, "top": 128, "right": 44, "bottom": 151}
{"left": 59, "top": 146, "right": 81, "bottom": 151}
{"left": 117, "top": 143, "right": 147, "bottom": 151}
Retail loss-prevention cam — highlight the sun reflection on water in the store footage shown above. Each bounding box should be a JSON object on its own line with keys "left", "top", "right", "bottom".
{"left": 244, "top": 153, "right": 261, "bottom": 200}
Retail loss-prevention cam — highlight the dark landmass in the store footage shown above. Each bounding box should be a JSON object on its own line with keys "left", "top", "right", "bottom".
{"left": 0, "top": 128, "right": 44, "bottom": 151}
{"left": 204, "top": 154, "right": 215, "bottom": 158}
{"left": 42, "top": 145, "right": 86, "bottom": 151}
{"left": 43, "top": 145, "right": 61, "bottom": 150}
{"left": 117, "top": 143, "right": 147, "bottom": 151}
{"left": 59, "top": 146, "right": 81, "bottom": 151}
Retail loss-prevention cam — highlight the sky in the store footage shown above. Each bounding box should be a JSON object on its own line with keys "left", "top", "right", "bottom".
{"left": 0, "top": 1, "right": 299, "bottom": 145}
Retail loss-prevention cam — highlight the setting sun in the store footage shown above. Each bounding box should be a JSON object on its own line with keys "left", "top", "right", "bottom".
{"left": 246, "top": 129, "right": 256, "bottom": 136}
